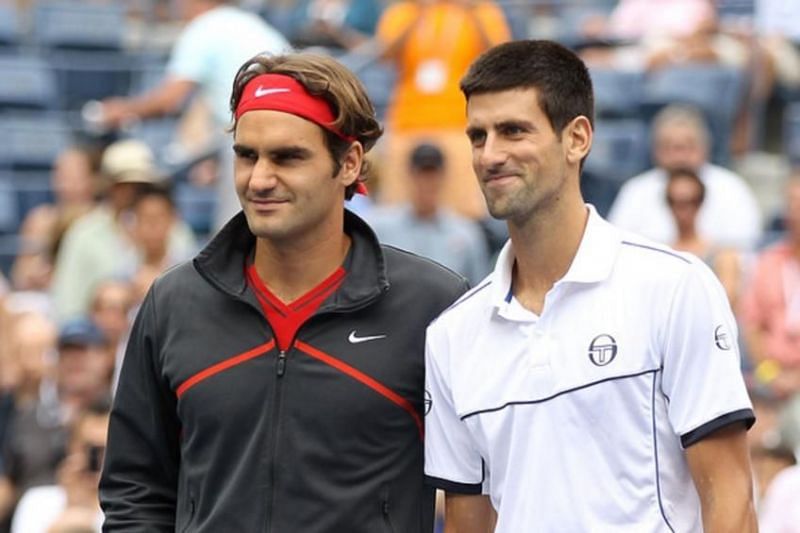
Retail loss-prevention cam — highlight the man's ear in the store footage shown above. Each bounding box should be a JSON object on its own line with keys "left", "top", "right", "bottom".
{"left": 338, "top": 141, "right": 364, "bottom": 188}
{"left": 564, "top": 115, "right": 592, "bottom": 166}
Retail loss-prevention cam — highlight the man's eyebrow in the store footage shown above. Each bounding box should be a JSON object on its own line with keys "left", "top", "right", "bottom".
{"left": 268, "top": 146, "right": 312, "bottom": 158}
{"left": 232, "top": 143, "right": 254, "bottom": 154}
{"left": 496, "top": 119, "right": 534, "bottom": 130}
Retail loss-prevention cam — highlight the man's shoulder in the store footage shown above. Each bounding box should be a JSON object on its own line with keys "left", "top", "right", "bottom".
{"left": 614, "top": 231, "right": 698, "bottom": 281}
{"left": 428, "top": 276, "right": 493, "bottom": 330}
{"left": 148, "top": 259, "right": 204, "bottom": 300}
{"left": 383, "top": 244, "right": 466, "bottom": 280}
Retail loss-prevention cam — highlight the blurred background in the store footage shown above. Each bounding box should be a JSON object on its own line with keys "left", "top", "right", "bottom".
{"left": 0, "top": 0, "right": 799, "bottom": 531}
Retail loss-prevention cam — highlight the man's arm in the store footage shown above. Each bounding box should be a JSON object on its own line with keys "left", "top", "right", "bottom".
{"left": 100, "top": 78, "right": 196, "bottom": 129}
{"left": 99, "top": 286, "right": 181, "bottom": 531}
{"left": 444, "top": 493, "right": 494, "bottom": 533}
{"left": 685, "top": 424, "right": 757, "bottom": 533}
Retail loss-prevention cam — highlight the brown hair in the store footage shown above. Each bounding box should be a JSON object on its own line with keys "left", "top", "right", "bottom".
{"left": 229, "top": 53, "right": 384, "bottom": 199}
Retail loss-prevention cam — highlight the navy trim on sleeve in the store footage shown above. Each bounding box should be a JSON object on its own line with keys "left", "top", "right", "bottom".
{"left": 681, "top": 408, "right": 756, "bottom": 448}
{"left": 424, "top": 475, "right": 483, "bottom": 495}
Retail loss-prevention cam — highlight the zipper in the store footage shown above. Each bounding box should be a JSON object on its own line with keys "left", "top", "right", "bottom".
{"left": 266, "top": 348, "right": 288, "bottom": 533}
{"left": 276, "top": 350, "right": 286, "bottom": 377}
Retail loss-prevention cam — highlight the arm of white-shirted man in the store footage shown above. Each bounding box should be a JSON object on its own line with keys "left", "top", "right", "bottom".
{"left": 685, "top": 424, "right": 757, "bottom": 533}
{"left": 444, "top": 493, "right": 494, "bottom": 533}
{"left": 660, "top": 261, "right": 757, "bottom": 532}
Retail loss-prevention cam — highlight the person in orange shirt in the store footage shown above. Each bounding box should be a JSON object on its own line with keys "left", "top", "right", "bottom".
{"left": 376, "top": 0, "right": 510, "bottom": 218}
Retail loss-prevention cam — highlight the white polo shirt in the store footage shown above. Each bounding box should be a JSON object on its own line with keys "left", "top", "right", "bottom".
{"left": 425, "top": 206, "right": 754, "bottom": 533}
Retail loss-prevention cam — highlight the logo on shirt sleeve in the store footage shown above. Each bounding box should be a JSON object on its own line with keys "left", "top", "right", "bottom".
{"left": 714, "top": 324, "right": 732, "bottom": 351}
{"left": 588, "top": 334, "right": 617, "bottom": 366}
{"left": 424, "top": 389, "right": 433, "bottom": 415}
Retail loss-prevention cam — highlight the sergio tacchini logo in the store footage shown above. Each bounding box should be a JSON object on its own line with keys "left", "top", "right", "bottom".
{"left": 588, "top": 334, "right": 617, "bottom": 366}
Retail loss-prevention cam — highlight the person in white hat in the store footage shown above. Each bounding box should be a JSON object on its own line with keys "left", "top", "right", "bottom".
{"left": 50, "top": 140, "right": 196, "bottom": 321}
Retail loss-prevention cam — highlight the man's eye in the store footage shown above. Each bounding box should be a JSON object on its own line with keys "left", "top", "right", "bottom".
{"left": 468, "top": 132, "right": 486, "bottom": 146}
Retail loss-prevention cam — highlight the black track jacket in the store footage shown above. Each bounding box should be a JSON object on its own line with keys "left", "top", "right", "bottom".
{"left": 100, "top": 210, "right": 468, "bottom": 532}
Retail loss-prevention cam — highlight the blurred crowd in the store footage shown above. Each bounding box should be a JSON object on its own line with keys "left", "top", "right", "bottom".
{"left": 0, "top": 0, "right": 800, "bottom": 532}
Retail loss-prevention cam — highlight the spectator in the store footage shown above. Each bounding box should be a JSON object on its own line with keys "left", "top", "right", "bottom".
{"left": 375, "top": 0, "right": 510, "bottom": 218}
{"left": 665, "top": 167, "right": 741, "bottom": 306}
{"left": 756, "top": 394, "right": 800, "bottom": 532}
{"left": 740, "top": 173, "right": 800, "bottom": 399}
{"left": 98, "top": 0, "right": 290, "bottom": 232}
{"left": 284, "top": 0, "right": 382, "bottom": 51}
{"left": 55, "top": 320, "right": 114, "bottom": 420}
{"left": 11, "top": 400, "right": 109, "bottom": 533}
{"left": 608, "top": 104, "right": 762, "bottom": 250}
{"left": 10, "top": 147, "right": 99, "bottom": 294}
{"left": 50, "top": 139, "right": 196, "bottom": 322}
{"left": 368, "top": 142, "right": 490, "bottom": 285}
{"left": 0, "top": 312, "right": 63, "bottom": 529}
{"left": 581, "top": 0, "right": 749, "bottom": 73}
{"left": 87, "top": 280, "right": 134, "bottom": 393}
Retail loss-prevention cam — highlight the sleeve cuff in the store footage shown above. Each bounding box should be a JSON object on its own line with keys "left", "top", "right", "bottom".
{"left": 424, "top": 475, "right": 483, "bottom": 495}
{"left": 681, "top": 408, "right": 756, "bottom": 448}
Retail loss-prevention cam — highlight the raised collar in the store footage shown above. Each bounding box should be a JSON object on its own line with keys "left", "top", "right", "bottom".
{"left": 490, "top": 205, "right": 622, "bottom": 311}
{"left": 193, "top": 209, "right": 389, "bottom": 312}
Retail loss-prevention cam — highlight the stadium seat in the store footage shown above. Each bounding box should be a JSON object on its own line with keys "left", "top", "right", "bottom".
{"left": 174, "top": 182, "right": 218, "bottom": 237}
{"left": 0, "top": 4, "right": 21, "bottom": 48}
{"left": 11, "top": 171, "right": 54, "bottom": 223}
{"left": 33, "top": 1, "right": 126, "bottom": 51}
{"left": 0, "top": 234, "right": 20, "bottom": 278}
{"left": 582, "top": 118, "right": 650, "bottom": 216}
{"left": 641, "top": 64, "right": 747, "bottom": 165}
{"left": 590, "top": 67, "right": 645, "bottom": 119}
{"left": 0, "top": 113, "right": 73, "bottom": 170}
{"left": 584, "top": 118, "right": 650, "bottom": 183}
{"left": 0, "top": 173, "right": 19, "bottom": 234}
{"left": 48, "top": 50, "right": 135, "bottom": 111}
{"left": 337, "top": 53, "right": 396, "bottom": 122}
{"left": 0, "top": 54, "right": 59, "bottom": 111}
{"left": 784, "top": 102, "right": 800, "bottom": 166}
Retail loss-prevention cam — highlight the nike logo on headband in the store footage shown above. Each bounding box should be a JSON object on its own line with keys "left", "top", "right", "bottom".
{"left": 254, "top": 87, "right": 291, "bottom": 98}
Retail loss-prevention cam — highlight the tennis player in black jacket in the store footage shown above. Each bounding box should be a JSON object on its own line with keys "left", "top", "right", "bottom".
{"left": 100, "top": 52, "right": 468, "bottom": 532}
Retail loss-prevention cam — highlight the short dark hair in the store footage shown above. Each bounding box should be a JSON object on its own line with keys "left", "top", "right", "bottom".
{"left": 460, "top": 40, "right": 595, "bottom": 134}
{"left": 132, "top": 182, "right": 175, "bottom": 211}
{"left": 666, "top": 167, "right": 706, "bottom": 205}
{"left": 230, "top": 53, "right": 384, "bottom": 200}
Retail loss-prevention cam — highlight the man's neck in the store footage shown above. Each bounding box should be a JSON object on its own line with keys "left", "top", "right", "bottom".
{"left": 252, "top": 227, "right": 351, "bottom": 303}
{"left": 507, "top": 198, "right": 588, "bottom": 315}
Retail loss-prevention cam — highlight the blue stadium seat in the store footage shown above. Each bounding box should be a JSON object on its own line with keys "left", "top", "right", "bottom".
{"left": 33, "top": 1, "right": 126, "bottom": 51}
{"left": 0, "top": 55, "right": 59, "bottom": 110}
{"left": 582, "top": 118, "right": 650, "bottom": 216}
{"left": 11, "top": 171, "right": 55, "bottom": 222}
{"left": 0, "top": 174, "right": 19, "bottom": 234}
{"left": 0, "top": 234, "right": 20, "bottom": 278}
{"left": 337, "top": 53, "right": 396, "bottom": 122}
{"left": 641, "top": 64, "right": 747, "bottom": 165}
{"left": 784, "top": 102, "right": 800, "bottom": 166}
{"left": 0, "top": 4, "right": 21, "bottom": 48}
{"left": 590, "top": 67, "right": 645, "bottom": 118}
{"left": 174, "top": 182, "right": 217, "bottom": 237}
{"left": 584, "top": 118, "right": 650, "bottom": 183}
{"left": 0, "top": 113, "right": 73, "bottom": 170}
{"left": 48, "top": 50, "right": 135, "bottom": 111}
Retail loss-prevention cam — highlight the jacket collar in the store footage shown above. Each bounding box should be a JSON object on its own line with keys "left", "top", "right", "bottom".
{"left": 193, "top": 210, "right": 389, "bottom": 311}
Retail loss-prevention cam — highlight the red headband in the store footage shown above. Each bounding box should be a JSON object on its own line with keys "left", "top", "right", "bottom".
{"left": 235, "top": 73, "right": 366, "bottom": 195}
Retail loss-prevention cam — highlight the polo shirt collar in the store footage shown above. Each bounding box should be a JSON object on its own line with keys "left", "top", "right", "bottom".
{"left": 490, "top": 205, "right": 622, "bottom": 311}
